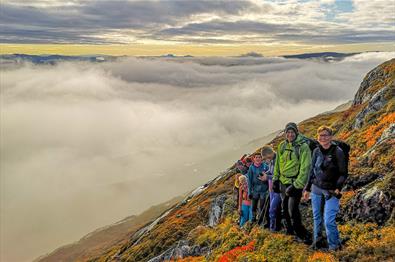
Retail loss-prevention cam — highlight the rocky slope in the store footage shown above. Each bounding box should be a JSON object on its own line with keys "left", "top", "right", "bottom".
{"left": 40, "top": 58, "right": 395, "bottom": 262}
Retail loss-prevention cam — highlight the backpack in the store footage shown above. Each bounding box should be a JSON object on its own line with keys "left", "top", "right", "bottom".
{"left": 280, "top": 135, "right": 319, "bottom": 160}
{"left": 331, "top": 140, "right": 350, "bottom": 175}
{"left": 279, "top": 134, "right": 351, "bottom": 183}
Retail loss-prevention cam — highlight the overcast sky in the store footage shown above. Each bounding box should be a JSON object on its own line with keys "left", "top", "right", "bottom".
{"left": 1, "top": 52, "right": 394, "bottom": 261}
{"left": 0, "top": 0, "right": 394, "bottom": 55}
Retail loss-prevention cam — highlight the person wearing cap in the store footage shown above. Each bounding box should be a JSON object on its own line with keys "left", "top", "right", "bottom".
{"left": 273, "top": 122, "right": 312, "bottom": 242}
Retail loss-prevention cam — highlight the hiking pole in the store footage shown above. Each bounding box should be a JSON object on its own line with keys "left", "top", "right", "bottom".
{"left": 257, "top": 193, "right": 270, "bottom": 226}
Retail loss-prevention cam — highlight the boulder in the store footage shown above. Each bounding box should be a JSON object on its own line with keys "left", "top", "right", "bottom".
{"left": 208, "top": 194, "right": 227, "bottom": 227}
{"left": 353, "top": 62, "right": 392, "bottom": 106}
{"left": 340, "top": 173, "right": 394, "bottom": 225}
{"left": 147, "top": 240, "right": 209, "bottom": 261}
{"left": 353, "top": 85, "right": 390, "bottom": 129}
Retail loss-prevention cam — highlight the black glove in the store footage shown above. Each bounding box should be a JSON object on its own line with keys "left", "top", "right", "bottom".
{"left": 272, "top": 180, "right": 280, "bottom": 193}
{"left": 285, "top": 184, "right": 297, "bottom": 197}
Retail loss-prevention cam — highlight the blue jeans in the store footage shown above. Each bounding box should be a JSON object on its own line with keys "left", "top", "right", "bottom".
{"left": 269, "top": 191, "right": 281, "bottom": 231}
{"left": 311, "top": 192, "right": 341, "bottom": 250}
{"left": 240, "top": 203, "right": 252, "bottom": 227}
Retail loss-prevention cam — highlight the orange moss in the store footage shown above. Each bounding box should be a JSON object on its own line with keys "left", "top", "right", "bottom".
{"left": 337, "top": 131, "right": 352, "bottom": 141}
{"left": 340, "top": 191, "right": 356, "bottom": 206}
{"left": 337, "top": 224, "right": 395, "bottom": 262}
{"left": 362, "top": 112, "right": 395, "bottom": 148}
{"left": 217, "top": 240, "right": 255, "bottom": 262}
{"left": 307, "top": 251, "right": 336, "bottom": 262}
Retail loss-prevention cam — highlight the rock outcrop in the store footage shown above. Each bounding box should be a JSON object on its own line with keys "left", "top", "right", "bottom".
{"left": 341, "top": 173, "right": 394, "bottom": 226}
{"left": 208, "top": 194, "right": 227, "bottom": 227}
{"left": 353, "top": 84, "right": 392, "bottom": 129}
{"left": 353, "top": 58, "right": 394, "bottom": 106}
{"left": 147, "top": 240, "right": 209, "bottom": 262}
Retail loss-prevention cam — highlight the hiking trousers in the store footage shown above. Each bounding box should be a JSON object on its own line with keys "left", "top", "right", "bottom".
{"left": 269, "top": 191, "right": 282, "bottom": 231}
{"left": 240, "top": 203, "right": 252, "bottom": 227}
{"left": 311, "top": 192, "right": 341, "bottom": 250}
{"left": 250, "top": 196, "right": 265, "bottom": 223}
{"left": 280, "top": 182, "right": 308, "bottom": 238}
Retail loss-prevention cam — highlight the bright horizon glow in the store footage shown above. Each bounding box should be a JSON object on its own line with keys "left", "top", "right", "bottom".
{"left": 1, "top": 1, "right": 394, "bottom": 56}
{"left": 1, "top": 42, "right": 394, "bottom": 56}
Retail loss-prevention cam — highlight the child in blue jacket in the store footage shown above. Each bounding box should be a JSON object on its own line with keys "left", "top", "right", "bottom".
{"left": 247, "top": 152, "right": 269, "bottom": 223}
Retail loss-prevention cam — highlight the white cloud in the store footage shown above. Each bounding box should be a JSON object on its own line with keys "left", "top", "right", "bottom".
{"left": 1, "top": 52, "right": 394, "bottom": 261}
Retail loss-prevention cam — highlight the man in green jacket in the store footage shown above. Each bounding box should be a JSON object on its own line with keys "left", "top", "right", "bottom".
{"left": 273, "top": 122, "right": 311, "bottom": 243}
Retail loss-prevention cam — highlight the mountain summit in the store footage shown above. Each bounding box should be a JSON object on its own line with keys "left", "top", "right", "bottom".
{"left": 38, "top": 59, "right": 395, "bottom": 262}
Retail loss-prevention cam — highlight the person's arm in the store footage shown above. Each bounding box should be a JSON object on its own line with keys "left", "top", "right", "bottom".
{"left": 294, "top": 143, "right": 312, "bottom": 189}
{"left": 305, "top": 149, "right": 317, "bottom": 192}
{"left": 238, "top": 187, "right": 243, "bottom": 211}
{"left": 335, "top": 147, "right": 347, "bottom": 190}
{"left": 247, "top": 166, "right": 253, "bottom": 196}
{"left": 259, "top": 163, "right": 268, "bottom": 181}
{"left": 273, "top": 143, "right": 282, "bottom": 181}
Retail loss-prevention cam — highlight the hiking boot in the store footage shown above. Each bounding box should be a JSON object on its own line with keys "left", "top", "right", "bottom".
{"left": 303, "top": 236, "right": 312, "bottom": 245}
{"left": 328, "top": 244, "right": 342, "bottom": 252}
{"left": 285, "top": 228, "right": 295, "bottom": 235}
{"left": 309, "top": 236, "right": 328, "bottom": 250}
{"left": 295, "top": 235, "right": 312, "bottom": 245}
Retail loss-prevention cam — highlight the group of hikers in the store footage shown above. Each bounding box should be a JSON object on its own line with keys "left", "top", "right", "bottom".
{"left": 233, "top": 122, "right": 349, "bottom": 251}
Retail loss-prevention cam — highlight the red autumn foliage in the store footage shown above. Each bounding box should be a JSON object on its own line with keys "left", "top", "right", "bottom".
{"left": 217, "top": 240, "right": 255, "bottom": 262}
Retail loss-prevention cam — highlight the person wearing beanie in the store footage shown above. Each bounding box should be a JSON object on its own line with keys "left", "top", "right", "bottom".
{"left": 273, "top": 122, "right": 312, "bottom": 243}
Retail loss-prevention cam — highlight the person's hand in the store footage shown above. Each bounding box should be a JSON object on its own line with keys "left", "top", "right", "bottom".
{"left": 259, "top": 174, "right": 267, "bottom": 181}
{"left": 285, "top": 184, "right": 297, "bottom": 196}
{"left": 333, "top": 189, "right": 342, "bottom": 199}
{"left": 248, "top": 194, "right": 253, "bottom": 200}
{"left": 303, "top": 191, "right": 310, "bottom": 201}
{"left": 238, "top": 209, "right": 242, "bottom": 215}
{"left": 272, "top": 180, "right": 280, "bottom": 193}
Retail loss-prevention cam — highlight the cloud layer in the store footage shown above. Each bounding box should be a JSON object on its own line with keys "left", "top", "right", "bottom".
{"left": 1, "top": 52, "right": 394, "bottom": 261}
{"left": 1, "top": 0, "right": 394, "bottom": 45}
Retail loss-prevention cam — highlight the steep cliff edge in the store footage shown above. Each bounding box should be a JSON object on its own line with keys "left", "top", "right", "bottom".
{"left": 39, "top": 59, "right": 395, "bottom": 262}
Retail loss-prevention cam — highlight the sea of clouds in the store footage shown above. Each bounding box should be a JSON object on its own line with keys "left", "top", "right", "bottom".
{"left": 1, "top": 52, "right": 393, "bottom": 261}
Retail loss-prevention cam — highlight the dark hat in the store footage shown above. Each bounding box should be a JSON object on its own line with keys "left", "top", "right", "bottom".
{"left": 285, "top": 122, "right": 298, "bottom": 135}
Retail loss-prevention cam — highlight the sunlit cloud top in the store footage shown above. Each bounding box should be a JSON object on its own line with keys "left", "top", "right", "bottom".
{"left": 1, "top": 0, "right": 394, "bottom": 46}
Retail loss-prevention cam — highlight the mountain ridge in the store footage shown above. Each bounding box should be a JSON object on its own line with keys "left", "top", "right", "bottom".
{"left": 0, "top": 52, "right": 361, "bottom": 65}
